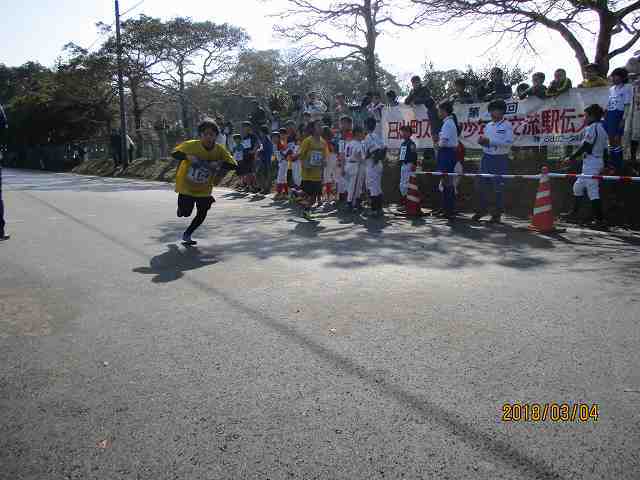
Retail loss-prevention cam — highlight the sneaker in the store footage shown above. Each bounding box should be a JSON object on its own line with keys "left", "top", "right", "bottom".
{"left": 489, "top": 214, "right": 502, "bottom": 224}
{"left": 302, "top": 210, "right": 313, "bottom": 221}
{"left": 0, "top": 231, "right": 9, "bottom": 241}
{"left": 182, "top": 232, "right": 197, "bottom": 245}
{"left": 472, "top": 212, "right": 487, "bottom": 221}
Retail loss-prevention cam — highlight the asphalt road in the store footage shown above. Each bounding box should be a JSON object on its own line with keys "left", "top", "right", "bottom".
{"left": 1, "top": 168, "right": 639, "bottom": 480}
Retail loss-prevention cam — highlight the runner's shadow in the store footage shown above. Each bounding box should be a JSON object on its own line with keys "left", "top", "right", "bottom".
{"left": 289, "top": 219, "right": 325, "bottom": 237}
{"left": 133, "top": 244, "right": 219, "bottom": 283}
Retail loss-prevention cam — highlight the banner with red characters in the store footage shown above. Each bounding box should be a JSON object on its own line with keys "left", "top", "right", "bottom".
{"left": 382, "top": 87, "right": 611, "bottom": 149}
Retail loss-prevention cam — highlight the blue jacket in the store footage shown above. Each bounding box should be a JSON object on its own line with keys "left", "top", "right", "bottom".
{"left": 260, "top": 137, "right": 273, "bottom": 167}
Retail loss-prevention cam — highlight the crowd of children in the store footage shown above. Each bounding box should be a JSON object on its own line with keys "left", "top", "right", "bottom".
{"left": 252, "top": 115, "right": 388, "bottom": 221}
{"left": 166, "top": 64, "right": 637, "bottom": 243}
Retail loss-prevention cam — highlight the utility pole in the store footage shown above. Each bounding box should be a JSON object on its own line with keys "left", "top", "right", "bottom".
{"left": 114, "top": 0, "right": 128, "bottom": 168}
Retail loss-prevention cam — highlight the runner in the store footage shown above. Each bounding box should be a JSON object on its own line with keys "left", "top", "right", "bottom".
{"left": 172, "top": 119, "right": 238, "bottom": 245}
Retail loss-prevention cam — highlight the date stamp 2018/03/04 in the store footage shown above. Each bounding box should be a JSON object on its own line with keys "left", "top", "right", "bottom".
{"left": 501, "top": 403, "right": 599, "bottom": 423}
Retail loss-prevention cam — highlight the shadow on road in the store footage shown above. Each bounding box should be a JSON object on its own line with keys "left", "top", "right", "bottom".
{"left": 133, "top": 244, "right": 219, "bottom": 283}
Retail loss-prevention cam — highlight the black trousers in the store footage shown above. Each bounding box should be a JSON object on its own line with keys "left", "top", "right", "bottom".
{"left": 177, "top": 194, "right": 214, "bottom": 236}
{"left": 370, "top": 194, "right": 383, "bottom": 211}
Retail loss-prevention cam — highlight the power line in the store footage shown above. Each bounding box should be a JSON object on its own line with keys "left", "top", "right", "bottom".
{"left": 83, "top": 0, "right": 145, "bottom": 51}
{"left": 121, "top": 0, "right": 145, "bottom": 18}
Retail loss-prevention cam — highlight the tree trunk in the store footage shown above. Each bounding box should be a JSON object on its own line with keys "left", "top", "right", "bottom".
{"left": 594, "top": 13, "right": 615, "bottom": 76}
{"left": 363, "top": 0, "right": 378, "bottom": 92}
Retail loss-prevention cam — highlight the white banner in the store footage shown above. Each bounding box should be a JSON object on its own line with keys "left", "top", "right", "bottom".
{"left": 382, "top": 87, "right": 611, "bottom": 149}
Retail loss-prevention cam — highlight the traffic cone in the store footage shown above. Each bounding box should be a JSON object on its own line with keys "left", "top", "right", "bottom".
{"left": 406, "top": 166, "right": 423, "bottom": 217}
{"left": 528, "top": 167, "right": 563, "bottom": 233}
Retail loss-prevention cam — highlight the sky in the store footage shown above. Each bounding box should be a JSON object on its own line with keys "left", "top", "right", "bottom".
{"left": 0, "top": 0, "right": 634, "bottom": 89}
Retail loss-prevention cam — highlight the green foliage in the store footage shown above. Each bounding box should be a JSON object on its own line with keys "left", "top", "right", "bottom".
{"left": 2, "top": 54, "right": 115, "bottom": 148}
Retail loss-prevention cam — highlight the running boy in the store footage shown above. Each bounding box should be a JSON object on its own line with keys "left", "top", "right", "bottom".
{"left": 172, "top": 119, "right": 237, "bottom": 245}
{"left": 398, "top": 125, "right": 418, "bottom": 209}
{"left": 473, "top": 99, "right": 513, "bottom": 223}
{"left": 562, "top": 104, "right": 608, "bottom": 228}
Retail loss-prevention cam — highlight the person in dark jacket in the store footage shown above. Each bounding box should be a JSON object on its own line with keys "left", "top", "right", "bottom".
{"left": 110, "top": 129, "right": 122, "bottom": 166}
{"left": 405, "top": 75, "right": 441, "bottom": 138}
{"left": 0, "top": 103, "right": 9, "bottom": 240}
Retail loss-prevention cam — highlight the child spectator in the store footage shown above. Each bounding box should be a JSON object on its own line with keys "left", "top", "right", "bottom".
{"left": 335, "top": 116, "right": 354, "bottom": 206}
{"left": 436, "top": 101, "right": 459, "bottom": 219}
{"left": 578, "top": 63, "right": 608, "bottom": 88}
{"left": 273, "top": 131, "right": 289, "bottom": 200}
{"left": 345, "top": 125, "right": 366, "bottom": 211}
{"left": 321, "top": 126, "right": 337, "bottom": 205}
{"left": 258, "top": 125, "right": 274, "bottom": 195}
{"left": 231, "top": 133, "right": 246, "bottom": 190}
{"left": 473, "top": 99, "right": 513, "bottom": 223}
{"left": 284, "top": 121, "right": 298, "bottom": 188}
{"left": 519, "top": 72, "right": 547, "bottom": 99}
{"left": 485, "top": 68, "right": 513, "bottom": 101}
{"left": 241, "top": 121, "right": 260, "bottom": 193}
{"left": 605, "top": 67, "right": 632, "bottom": 172}
{"left": 450, "top": 78, "right": 475, "bottom": 104}
{"left": 363, "top": 117, "right": 386, "bottom": 217}
{"left": 562, "top": 104, "right": 608, "bottom": 228}
{"left": 398, "top": 125, "right": 418, "bottom": 210}
{"left": 546, "top": 69, "right": 573, "bottom": 97}
{"left": 298, "top": 120, "right": 329, "bottom": 220}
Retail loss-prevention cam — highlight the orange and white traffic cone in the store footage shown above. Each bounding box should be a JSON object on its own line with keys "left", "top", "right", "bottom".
{"left": 406, "top": 167, "right": 423, "bottom": 217}
{"left": 528, "top": 167, "right": 564, "bottom": 233}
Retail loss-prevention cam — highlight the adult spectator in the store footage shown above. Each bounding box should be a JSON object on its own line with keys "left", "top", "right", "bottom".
{"left": 546, "top": 69, "right": 573, "bottom": 97}
{"left": 0, "top": 103, "right": 8, "bottom": 240}
{"left": 305, "top": 91, "right": 327, "bottom": 114}
{"left": 519, "top": 72, "right": 547, "bottom": 99}
{"left": 386, "top": 90, "right": 399, "bottom": 107}
{"left": 222, "top": 121, "right": 234, "bottom": 152}
{"left": 578, "top": 63, "right": 609, "bottom": 88}
{"left": 126, "top": 134, "right": 136, "bottom": 162}
{"left": 110, "top": 129, "right": 123, "bottom": 166}
{"left": 485, "top": 68, "right": 513, "bottom": 101}
{"left": 334, "top": 93, "right": 348, "bottom": 113}
{"left": 449, "top": 78, "right": 475, "bottom": 104}
{"left": 249, "top": 100, "right": 267, "bottom": 128}
{"left": 405, "top": 75, "right": 441, "bottom": 137}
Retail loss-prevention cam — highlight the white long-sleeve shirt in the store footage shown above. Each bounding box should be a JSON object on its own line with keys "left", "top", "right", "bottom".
{"left": 438, "top": 116, "right": 458, "bottom": 148}
{"left": 482, "top": 119, "right": 513, "bottom": 156}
